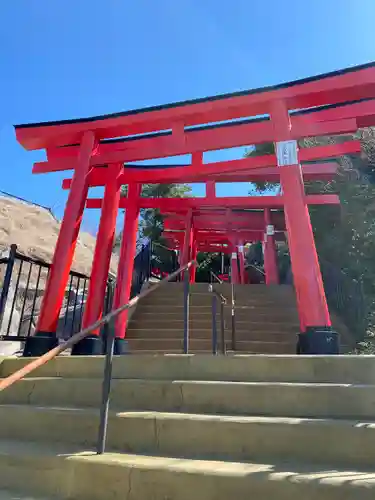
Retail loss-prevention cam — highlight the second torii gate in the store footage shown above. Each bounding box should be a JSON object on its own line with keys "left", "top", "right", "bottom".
{"left": 162, "top": 207, "right": 285, "bottom": 285}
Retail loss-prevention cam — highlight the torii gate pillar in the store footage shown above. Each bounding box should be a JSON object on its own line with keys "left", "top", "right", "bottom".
{"left": 112, "top": 183, "right": 141, "bottom": 353}
{"left": 23, "top": 131, "right": 96, "bottom": 357}
{"left": 271, "top": 101, "right": 338, "bottom": 354}
{"left": 73, "top": 163, "right": 122, "bottom": 355}
{"left": 263, "top": 209, "right": 279, "bottom": 285}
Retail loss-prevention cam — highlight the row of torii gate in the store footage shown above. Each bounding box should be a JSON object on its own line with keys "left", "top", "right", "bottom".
{"left": 163, "top": 207, "right": 287, "bottom": 285}
{"left": 14, "top": 61, "right": 375, "bottom": 356}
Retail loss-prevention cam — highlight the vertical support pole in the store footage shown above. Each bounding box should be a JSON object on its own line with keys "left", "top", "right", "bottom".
{"left": 0, "top": 244, "right": 17, "bottom": 333}
{"left": 182, "top": 209, "right": 193, "bottom": 265}
{"left": 220, "top": 300, "right": 226, "bottom": 355}
{"left": 183, "top": 269, "right": 190, "bottom": 354}
{"left": 271, "top": 100, "right": 337, "bottom": 354}
{"left": 210, "top": 289, "right": 218, "bottom": 355}
{"left": 231, "top": 281, "right": 236, "bottom": 351}
{"left": 190, "top": 238, "right": 197, "bottom": 284}
{"left": 230, "top": 242, "right": 240, "bottom": 285}
{"left": 206, "top": 181, "right": 216, "bottom": 199}
{"left": 263, "top": 209, "right": 279, "bottom": 285}
{"left": 113, "top": 183, "right": 141, "bottom": 353}
{"left": 73, "top": 163, "right": 122, "bottom": 355}
{"left": 24, "top": 131, "right": 95, "bottom": 357}
{"left": 237, "top": 241, "right": 246, "bottom": 285}
{"left": 181, "top": 209, "right": 193, "bottom": 279}
{"left": 97, "top": 286, "right": 115, "bottom": 455}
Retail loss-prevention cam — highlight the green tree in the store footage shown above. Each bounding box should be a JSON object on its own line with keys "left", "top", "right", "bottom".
{"left": 114, "top": 183, "right": 191, "bottom": 250}
{"left": 139, "top": 183, "right": 191, "bottom": 241}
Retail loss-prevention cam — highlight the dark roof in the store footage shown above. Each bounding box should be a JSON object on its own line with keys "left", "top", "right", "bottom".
{"left": 14, "top": 61, "right": 375, "bottom": 129}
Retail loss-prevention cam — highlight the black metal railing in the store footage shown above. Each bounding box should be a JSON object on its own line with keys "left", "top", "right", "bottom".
{"left": 208, "top": 284, "right": 226, "bottom": 354}
{"left": 0, "top": 240, "right": 153, "bottom": 342}
{"left": 0, "top": 245, "right": 90, "bottom": 341}
{"left": 183, "top": 269, "right": 190, "bottom": 353}
{"left": 209, "top": 270, "right": 223, "bottom": 284}
{"left": 151, "top": 241, "right": 179, "bottom": 280}
{"left": 230, "top": 281, "right": 237, "bottom": 351}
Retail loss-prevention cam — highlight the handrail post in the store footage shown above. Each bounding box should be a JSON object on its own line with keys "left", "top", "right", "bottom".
{"left": 0, "top": 244, "right": 17, "bottom": 333}
{"left": 220, "top": 299, "right": 226, "bottom": 355}
{"left": 209, "top": 285, "right": 218, "bottom": 355}
{"left": 97, "top": 285, "right": 115, "bottom": 455}
{"left": 183, "top": 270, "right": 190, "bottom": 354}
{"left": 231, "top": 282, "right": 236, "bottom": 351}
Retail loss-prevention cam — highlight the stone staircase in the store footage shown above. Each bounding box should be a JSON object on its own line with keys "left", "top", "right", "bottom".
{"left": 0, "top": 354, "right": 375, "bottom": 498}
{"left": 127, "top": 283, "right": 300, "bottom": 354}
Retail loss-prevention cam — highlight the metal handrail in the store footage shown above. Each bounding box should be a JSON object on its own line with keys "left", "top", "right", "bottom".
{"left": 0, "top": 259, "right": 195, "bottom": 393}
{"left": 230, "top": 281, "right": 236, "bottom": 351}
{"left": 209, "top": 270, "right": 224, "bottom": 284}
{"left": 246, "top": 263, "right": 265, "bottom": 276}
{"left": 208, "top": 284, "right": 227, "bottom": 355}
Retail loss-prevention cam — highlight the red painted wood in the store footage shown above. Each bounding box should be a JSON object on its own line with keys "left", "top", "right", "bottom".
{"left": 35, "top": 137, "right": 360, "bottom": 175}
{"left": 81, "top": 163, "right": 122, "bottom": 333}
{"left": 190, "top": 238, "right": 197, "bottom": 283}
{"left": 163, "top": 212, "right": 286, "bottom": 231}
{"left": 271, "top": 100, "right": 331, "bottom": 330}
{"left": 86, "top": 194, "right": 340, "bottom": 210}
{"left": 46, "top": 116, "right": 357, "bottom": 167}
{"left": 237, "top": 241, "right": 246, "bottom": 285}
{"left": 206, "top": 181, "right": 216, "bottom": 199}
{"left": 61, "top": 162, "right": 338, "bottom": 190}
{"left": 36, "top": 131, "right": 96, "bottom": 334}
{"left": 16, "top": 64, "right": 375, "bottom": 150}
{"left": 263, "top": 208, "right": 279, "bottom": 285}
{"left": 181, "top": 210, "right": 193, "bottom": 276}
{"left": 113, "top": 183, "right": 141, "bottom": 338}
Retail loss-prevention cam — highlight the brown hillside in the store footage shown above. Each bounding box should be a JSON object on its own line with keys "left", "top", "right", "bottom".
{"left": 0, "top": 195, "right": 119, "bottom": 276}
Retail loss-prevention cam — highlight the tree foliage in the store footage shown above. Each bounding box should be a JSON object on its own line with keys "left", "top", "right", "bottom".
{"left": 114, "top": 183, "right": 191, "bottom": 251}
{"left": 139, "top": 183, "right": 191, "bottom": 241}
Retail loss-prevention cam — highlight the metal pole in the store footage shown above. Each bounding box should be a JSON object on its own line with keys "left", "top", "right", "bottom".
{"left": 183, "top": 270, "right": 190, "bottom": 354}
{"left": 231, "top": 282, "right": 236, "bottom": 351}
{"left": 220, "top": 300, "right": 226, "bottom": 355}
{"left": 211, "top": 290, "right": 218, "bottom": 355}
{"left": 97, "top": 287, "right": 115, "bottom": 455}
{"left": 0, "top": 244, "right": 17, "bottom": 333}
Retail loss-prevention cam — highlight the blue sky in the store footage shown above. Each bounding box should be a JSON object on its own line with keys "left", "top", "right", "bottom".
{"left": 1, "top": 0, "right": 375, "bottom": 234}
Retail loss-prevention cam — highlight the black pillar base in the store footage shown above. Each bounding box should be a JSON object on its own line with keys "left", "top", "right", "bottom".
{"left": 114, "top": 338, "right": 129, "bottom": 355}
{"left": 71, "top": 335, "right": 103, "bottom": 356}
{"left": 297, "top": 327, "right": 340, "bottom": 355}
{"left": 23, "top": 332, "right": 59, "bottom": 357}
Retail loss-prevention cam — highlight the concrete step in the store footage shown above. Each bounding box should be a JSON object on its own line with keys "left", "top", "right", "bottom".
{"left": 2, "top": 405, "right": 375, "bottom": 468}
{"left": 141, "top": 297, "right": 297, "bottom": 308}
{"left": 136, "top": 304, "right": 299, "bottom": 316}
{"left": 126, "top": 338, "right": 215, "bottom": 352}
{"left": 132, "top": 309, "right": 300, "bottom": 322}
{"left": 128, "top": 319, "right": 299, "bottom": 333}
{"left": 1, "top": 439, "right": 374, "bottom": 500}
{"left": 0, "top": 490, "right": 52, "bottom": 499}
{"left": 2, "top": 355, "right": 375, "bottom": 384}
{"left": 126, "top": 329, "right": 297, "bottom": 343}
{"left": 126, "top": 338, "right": 296, "bottom": 354}
{"left": 2, "top": 378, "right": 375, "bottom": 419}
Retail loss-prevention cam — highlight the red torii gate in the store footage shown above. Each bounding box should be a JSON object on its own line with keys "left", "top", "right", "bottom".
{"left": 161, "top": 208, "right": 287, "bottom": 285}
{"left": 14, "top": 61, "right": 375, "bottom": 356}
